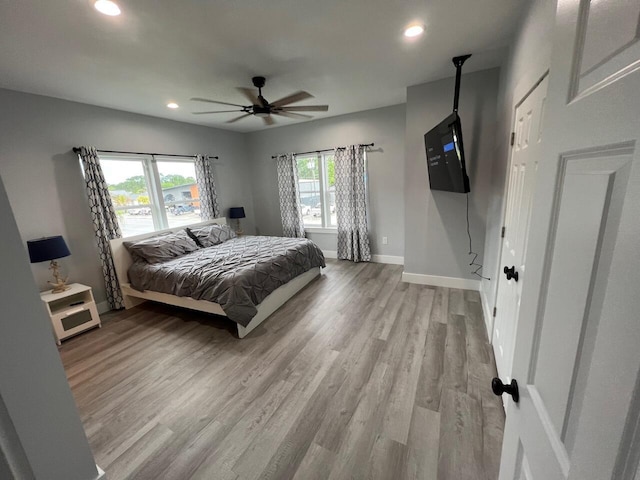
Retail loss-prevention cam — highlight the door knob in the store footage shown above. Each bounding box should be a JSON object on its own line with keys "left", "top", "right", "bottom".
{"left": 492, "top": 377, "right": 519, "bottom": 403}
{"left": 503, "top": 266, "right": 519, "bottom": 282}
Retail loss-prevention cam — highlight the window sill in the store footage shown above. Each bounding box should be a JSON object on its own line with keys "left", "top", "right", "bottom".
{"left": 305, "top": 227, "right": 337, "bottom": 234}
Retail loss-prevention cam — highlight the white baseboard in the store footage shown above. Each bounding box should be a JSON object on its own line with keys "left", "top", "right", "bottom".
{"left": 96, "top": 301, "right": 111, "bottom": 315}
{"left": 322, "top": 250, "right": 404, "bottom": 265}
{"left": 480, "top": 283, "right": 494, "bottom": 344}
{"left": 401, "top": 272, "right": 480, "bottom": 291}
{"left": 95, "top": 465, "right": 106, "bottom": 479}
{"left": 371, "top": 254, "right": 404, "bottom": 265}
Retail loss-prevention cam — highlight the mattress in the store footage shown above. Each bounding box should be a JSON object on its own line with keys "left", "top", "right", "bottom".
{"left": 127, "top": 235, "right": 325, "bottom": 326}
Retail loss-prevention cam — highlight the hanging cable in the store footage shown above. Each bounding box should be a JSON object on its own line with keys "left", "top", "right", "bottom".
{"left": 466, "top": 193, "right": 490, "bottom": 280}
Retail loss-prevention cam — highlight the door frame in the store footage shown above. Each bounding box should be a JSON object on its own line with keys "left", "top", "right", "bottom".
{"left": 486, "top": 69, "right": 549, "bottom": 346}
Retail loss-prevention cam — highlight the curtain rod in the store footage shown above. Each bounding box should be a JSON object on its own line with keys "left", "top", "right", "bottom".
{"left": 270, "top": 143, "right": 374, "bottom": 159}
{"left": 72, "top": 147, "right": 219, "bottom": 160}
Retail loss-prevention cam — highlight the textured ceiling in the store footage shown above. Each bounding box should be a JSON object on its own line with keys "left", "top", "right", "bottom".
{"left": 0, "top": 0, "right": 525, "bottom": 132}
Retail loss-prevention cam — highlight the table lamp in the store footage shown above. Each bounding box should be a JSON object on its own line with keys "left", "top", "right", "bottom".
{"left": 27, "top": 235, "right": 71, "bottom": 293}
{"left": 229, "top": 207, "right": 246, "bottom": 235}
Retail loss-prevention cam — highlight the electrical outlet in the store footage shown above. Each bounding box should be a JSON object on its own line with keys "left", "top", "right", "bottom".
{"left": 382, "top": 236, "right": 388, "bottom": 245}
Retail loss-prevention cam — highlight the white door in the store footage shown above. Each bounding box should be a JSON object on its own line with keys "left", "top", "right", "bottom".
{"left": 498, "top": 1, "right": 640, "bottom": 479}
{"left": 493, "top": 76, "right": 548, "bottom": 381}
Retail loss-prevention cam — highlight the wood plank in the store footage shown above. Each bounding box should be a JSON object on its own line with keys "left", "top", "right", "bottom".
{"left": 179, "top": 380, "right": 296, "bottom": 477}
{"left": 466, "top": 299, "right": 491, "bottom": 366}
{"left": 103, "top": 422, "right": 174, "bottom": 479}
{"left": 403, "top": 406, "right": 440, "bottom": 480}
{"left": 415, "top": 321, "right": 447, "bottom": 411}
{"left": 448, "top": 288, "right": 466, "bottom": 316}
{"left": 438, "top": 389, "right": 485, "bottom": 480}
{"left": 231, "top": 350, "right": 340, "bottom": 480}
{"left": 464, "top": 289, "right": 481, "bottom": 303}
{"left": 326, "top": 360, "right": 395, "bottom": 480}
{"left": 131, "top": 417, "right": 227, "bottom": 480}
{"left": 430, "top": 287, "right": 450, "bottom": 324}
{"left": 371, "top": 278, "right": 408, "bottom": 342}
{"left": 482, "top": 401, "right": 505, "bottom": 480}
{"left": 443, "top": 314, "right": 468, "bottom": 393}
{"left": 365, "top": 435, "right": 407, "bottom": 480}
{"left": 291, "top": 442, "right": 336, "bottom": 480}
{"left": 468, "top": 361, "right": 505, "bottom": 480}
{"left": 314, "top": 337, "right": 385, "bottom": 452}
{"left": 381, "top": 287, "right": 434, "bottom": 444}
{"left": 252, "top": 323, "right": 384, "bottom": 479}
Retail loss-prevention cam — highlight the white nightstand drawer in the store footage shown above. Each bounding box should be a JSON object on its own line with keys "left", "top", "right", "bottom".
{"left": 59, "top": 308, "right": 94, "bottom": 331}
{"left": 41, "top": 283, "right": 101, "bottom": 345}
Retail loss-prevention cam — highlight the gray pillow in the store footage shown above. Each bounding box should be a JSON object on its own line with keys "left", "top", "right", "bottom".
{"left": 124, "top": 230, "right": 199, "bottom": 264}
{"left": 186, "top": 224, "right": 237, "bottom": 248}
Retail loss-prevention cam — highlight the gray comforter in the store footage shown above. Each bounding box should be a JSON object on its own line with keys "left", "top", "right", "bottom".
{"left": 128, "top": 235, "right": 325, "bottom": 326}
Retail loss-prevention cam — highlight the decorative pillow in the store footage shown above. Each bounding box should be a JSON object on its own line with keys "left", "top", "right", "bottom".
{"left": 123, "top": 230, "right": 199, "bottom": 264}
{"left": 186, "top": 224, "right": 237, "bottom": 248}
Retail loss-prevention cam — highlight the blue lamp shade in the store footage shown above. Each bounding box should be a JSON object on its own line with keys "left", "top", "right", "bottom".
{"left": 27, "top": 236, "right": 71, "bottom": 263}
{"left": 229, "top": 207, "right": 246, "bottom": 219}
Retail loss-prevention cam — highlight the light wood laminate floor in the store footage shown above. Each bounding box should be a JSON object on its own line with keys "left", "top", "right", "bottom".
{"left": 60, "top": 260, "right": 505, "bottom": 480}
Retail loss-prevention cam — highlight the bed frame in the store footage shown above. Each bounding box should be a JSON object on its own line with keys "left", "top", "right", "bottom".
{"left": 109, "top": 218, "right": 321, "bottom": 338}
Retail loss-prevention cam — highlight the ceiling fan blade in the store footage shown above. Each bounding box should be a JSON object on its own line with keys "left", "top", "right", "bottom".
{"left": 270, "top": 91, "right": 313, "bottom": 107}
{"left": 192, "top": 110, "right": 246, "bottom": 115}
{"left": 226, "top": 113, "right": 253, "bottom": 123}
{"left": 263, "top": 116, "right": 275, "bottom": 126}
{"left": 237, "top": 87, "right": 260, "bottom": 106}
{"left": 191, "top": 97, "right": 247, "bottom": 108}
{"left": 272, "top": 111, "right": 313, "bottom": 120}
{"left": 280, "top": 105, "right": 329, "bottom": 112}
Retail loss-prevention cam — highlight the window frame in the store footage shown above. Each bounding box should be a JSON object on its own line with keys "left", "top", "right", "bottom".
{"left": 98, "top": 153, "right": 204, "bottom": 237}
{"left": 296, "top": 152, "right": 336, "bottom": 232}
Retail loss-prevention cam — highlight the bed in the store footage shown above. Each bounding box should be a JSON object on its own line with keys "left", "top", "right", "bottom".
{"left": 109, "top": 218, "right": 325, "bottom": 338}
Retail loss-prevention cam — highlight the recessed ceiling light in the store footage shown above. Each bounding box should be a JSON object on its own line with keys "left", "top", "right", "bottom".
{"left": 94, "top": 0, "right": 121, "bottom": 16}
{"left": 167, "top": 102, "right": 179, "bottom": 109}
{"left": 404, "top": 24, "right": 425, "bottom": 38}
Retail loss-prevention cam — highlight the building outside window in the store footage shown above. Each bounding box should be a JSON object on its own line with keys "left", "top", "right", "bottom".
{"left": 99, "top": 154, "right": 202, "bottom": 237}
{"left": 296, "top": 153, "right": 336, "bottom": 229}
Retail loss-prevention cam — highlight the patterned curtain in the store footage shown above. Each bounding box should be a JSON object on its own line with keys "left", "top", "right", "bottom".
{"left": 335, "top": 145, "right": 371, "bottom": 262}
{"left": 276, "top": 153, "right": 305, "bottom": 238}
{"left": 194, "top": 154, "right": 220, "bottom": 219}
{"left": 78, "top": 146, "right": 124, "bottom": 310}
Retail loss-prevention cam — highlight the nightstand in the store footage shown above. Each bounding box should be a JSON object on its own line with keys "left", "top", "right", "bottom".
{"left": 40, "top": 283, "right": 101, "bottom": 345}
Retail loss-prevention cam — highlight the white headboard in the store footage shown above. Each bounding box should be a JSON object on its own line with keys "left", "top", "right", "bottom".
{"left": 109, "top": 218, "right": 228, "bottom": 287}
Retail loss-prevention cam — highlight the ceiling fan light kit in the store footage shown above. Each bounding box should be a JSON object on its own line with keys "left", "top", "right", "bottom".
{"left": 191, "top": 76, "right": 329, "bottom": 126}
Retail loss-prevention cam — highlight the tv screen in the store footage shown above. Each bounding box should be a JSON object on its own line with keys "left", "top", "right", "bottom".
{"left": 424, "top": 112, "right": 470, "bottom": 193}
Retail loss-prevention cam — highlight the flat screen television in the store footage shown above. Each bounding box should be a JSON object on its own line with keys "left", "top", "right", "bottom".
{"left": 424, "top": 112, "right": 470, "bottom": 193}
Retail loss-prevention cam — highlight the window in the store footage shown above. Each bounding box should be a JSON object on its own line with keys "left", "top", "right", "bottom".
{"left": 296, "top": 153, "right": 336, "bottom": 229}
{"left": 99, "top": 154, "right": 202, "bottom": 237}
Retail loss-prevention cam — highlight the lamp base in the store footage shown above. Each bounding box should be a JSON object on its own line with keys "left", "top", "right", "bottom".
{"left": 49, "top": 282, "right": 71, "bottom": 294}
{"left": 49, "top": 260, "right": 70, "bottom": 294}
{"left": 235, "top": 219, "right": 244, "bottom": 236}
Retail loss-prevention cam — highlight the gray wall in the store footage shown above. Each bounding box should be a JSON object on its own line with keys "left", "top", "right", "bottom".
{"left": 404, "top": 68, "right": 500, "bottom": 279}
{"left": 246, "top": 104, "right": 406, "bottom": 258}
{"left": 0, "top": 175, "right": 99, "bottom": 480}
{"left": 0, "top": 88, "right": 254, "bottom": 306}
{"left": 481, "top": 0, "right": 556, "bottom": 311}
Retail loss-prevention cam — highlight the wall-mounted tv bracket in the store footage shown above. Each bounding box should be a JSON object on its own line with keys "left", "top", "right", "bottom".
{"left": 452, "top": 54, "right": 472, "bottom": 113}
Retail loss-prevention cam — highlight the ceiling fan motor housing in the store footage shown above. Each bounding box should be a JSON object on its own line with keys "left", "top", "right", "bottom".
{"left": 252, "top": 76, "right": 266, "bottom": 88}
{"left": 253, "top": 105, "right": 271, "bottom": 117}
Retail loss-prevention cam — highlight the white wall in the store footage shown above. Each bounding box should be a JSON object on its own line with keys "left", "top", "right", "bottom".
{"left": 480, "top": 0, "right": 556, "bottom": 324}
{"left": 0, "top": 175, "right": 100, "bottom": 480}
{"left": 0, "top": 88, "right": 255, "bottom": 307}
{"left": 404, "top": 68, "right": 500, "bottom": 282}
{"left": 246, "top": 104, "right": 406, "bottom": 258}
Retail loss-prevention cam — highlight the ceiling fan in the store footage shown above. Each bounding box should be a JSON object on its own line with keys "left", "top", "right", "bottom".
{"left": 191, "top": 76, "right": 329, "bottom": 126}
